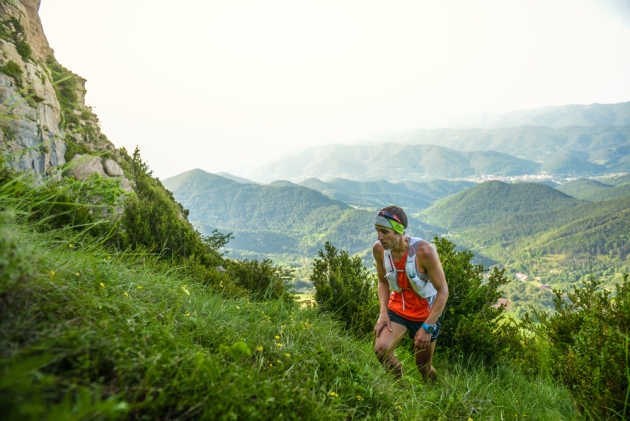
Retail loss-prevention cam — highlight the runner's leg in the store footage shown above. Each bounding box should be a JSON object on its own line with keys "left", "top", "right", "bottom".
{"left": 414, "top": 340, "right": 437, "bottom": 379}
{"left": 374, "top": 322, "right": 408, "bottom": 378}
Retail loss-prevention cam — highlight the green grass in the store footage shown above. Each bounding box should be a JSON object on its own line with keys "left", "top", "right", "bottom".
{"left": 0, "top": 216, "right": 577, "bottom": 419}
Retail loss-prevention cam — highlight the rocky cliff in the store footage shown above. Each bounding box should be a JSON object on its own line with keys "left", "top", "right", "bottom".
{"left": 0, "top": 0, "right": 127, "bottom": 184}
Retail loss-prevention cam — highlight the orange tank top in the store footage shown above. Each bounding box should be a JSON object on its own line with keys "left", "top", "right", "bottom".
{"left": 387, "top": 250, "right": 432, "bottom": 322}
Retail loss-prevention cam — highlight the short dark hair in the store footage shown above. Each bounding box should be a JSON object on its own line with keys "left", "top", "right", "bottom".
{"left": 381, "top": 206, "right": 408, "bottom": 229}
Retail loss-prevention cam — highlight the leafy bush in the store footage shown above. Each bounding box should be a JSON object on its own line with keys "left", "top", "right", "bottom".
{"left": 311, "top": 241, "right": 379, "bottom": 337}
{"left": 226, "top": 258, "right": 295, "bottom": 301}
{"left": 433, "top": 236, "right": 524, "bottom": 364}
{"left": 528, "top": 274, "right": 630, "bottom": 419}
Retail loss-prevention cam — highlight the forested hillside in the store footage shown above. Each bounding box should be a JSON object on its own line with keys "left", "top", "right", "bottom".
{"left": 556, "top": 178, "right": 630, "bottom": 201}
{"left": 423, "top": 181, "right": 582, "bottom": 229}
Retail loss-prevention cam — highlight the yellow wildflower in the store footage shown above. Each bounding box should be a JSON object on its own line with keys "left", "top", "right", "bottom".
{"left": 276, "top": 360, "right": 281, "bottom": 364}
{"left": 137, "top": 286, "right": 143, "bottom": 290}
{"left": 107, "top": 256, "right": 111, "bottom": 259}
{"left": 256, "top": 346, "right": 263, "bottom": 352}
{"left": 100, "top": 283, "right": 105, "bottom": 288}
{"left": 75, "top": 272, "right": 80, "bottom": 277}
{"left": 185, "top": 313, "right": 190, "bottom": 317}
{"left": 69, "top": 243, "right": 73, "bottom": 248}
{"left": 285, "top": 353, "right": 290, "bottom": 358}
{"left": 269, "top": 363, "right": 273, "bottom": 367}
{"left": 468, "top": 418, "right": 473, "bottom": 421}
{"left": 276, "top": 343, "right": 282, "bottom": 347}
{"left": 123, "top": 292, "right": 128, "bottom": 297}
{"left": 342, "top": 359, "right": 346, "bottom": 363}
{"left": 275, "top": 335, "right": 280, "bottom": 339}
{"left": 50, "top": 270, "right": 55, "bottom": 279}
{"left": 236, "top": 306, "right": 240, "bottom": 309}
{"left": 329, "top": 391, "right": 338, "bottom": 398}
{"left": 356, "top": 396, "right": 363, "bottom": 401}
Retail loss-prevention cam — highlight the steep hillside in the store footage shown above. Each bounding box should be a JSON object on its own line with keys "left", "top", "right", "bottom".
{"left": 423, "top": 181, "right": 582, "bottom": 229}
{"left": 248, "top": 143, "right": 539, "bottom": 182}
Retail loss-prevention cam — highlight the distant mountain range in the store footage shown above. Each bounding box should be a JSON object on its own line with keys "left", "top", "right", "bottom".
{"left": 247, "top": 125, "right": 630, "bottom": 182}
{"left": 298, "top": 177, "right": 474, "bottom": 214}
{"left": 162, "top": 169, "right": 443, "bottom": 258}
{"left": 248, "top": 143, "right": 543, "bottom": 183}
{"left": 379, "top": 101, "right": 630, "bottom": 130}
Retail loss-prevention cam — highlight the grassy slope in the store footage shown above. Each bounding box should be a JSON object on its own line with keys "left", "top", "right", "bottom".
{"left": 0, "top": 207, "right": 576, "bottom": 420}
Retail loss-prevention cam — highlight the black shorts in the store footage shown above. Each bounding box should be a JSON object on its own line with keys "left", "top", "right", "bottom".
{"left": 388, "top": 309, "right": 441, "bottom": 343}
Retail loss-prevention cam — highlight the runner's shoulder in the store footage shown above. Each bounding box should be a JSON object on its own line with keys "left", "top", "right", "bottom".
{"left": 415, "top": 239, "right": 437, "bottom": 260}
{"left": 372, "top": 241, "right": 384, "bottom": 258}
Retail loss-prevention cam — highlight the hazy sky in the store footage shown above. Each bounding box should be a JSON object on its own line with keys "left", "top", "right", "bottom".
{"left": 39, "top": 0, "right": 630, "bottom": 179}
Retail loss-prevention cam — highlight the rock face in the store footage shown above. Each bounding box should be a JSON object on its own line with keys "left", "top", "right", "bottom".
{"left": 0, "top": 0, "right": 123, "bottom": 180}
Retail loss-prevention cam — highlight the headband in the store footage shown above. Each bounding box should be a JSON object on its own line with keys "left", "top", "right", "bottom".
{"left": 374, "top": 214, "right": 405, "bottom": 234}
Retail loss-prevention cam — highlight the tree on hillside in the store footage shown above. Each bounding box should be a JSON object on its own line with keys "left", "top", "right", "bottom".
{"left": 311, "top": 242, "right": 379, "bottom": 336}
{"left": 434, "top": 236, "right": 523, "bottom": 363}
{"left": 121, "top": 147, "right": 222, "bottom": 266}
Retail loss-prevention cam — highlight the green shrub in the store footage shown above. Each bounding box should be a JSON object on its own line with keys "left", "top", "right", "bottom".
{"left": 433, "top": 236, "right": 524, "bottom": 364}
{"left": 226, "top": 258, "right": 295, "bottom": 301}
{"left": 14, "top": 39, "right": 31, "bottom": 61}
{"left": 0, "top": 60, "right": 23, "bottom": 88}
{"left": 311, "top": 241, "right": 379, "bottom": 337}
{"left": 63, "top": 136, "right": 93, "bottom": 161}
{"left": 529, "top": 273, "right": 630, "bottom": 419}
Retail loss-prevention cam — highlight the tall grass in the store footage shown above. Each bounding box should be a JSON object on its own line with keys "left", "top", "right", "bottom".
{"left": 0, "top": 171, "right": 579, "bottom": 420}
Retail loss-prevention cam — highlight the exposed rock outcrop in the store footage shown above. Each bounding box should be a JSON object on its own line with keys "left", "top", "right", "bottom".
{"left": 0, "top": 0, "right": 125, "bottom": 180}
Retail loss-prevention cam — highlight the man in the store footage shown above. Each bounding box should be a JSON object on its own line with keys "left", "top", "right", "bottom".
{"left": 373, "top": 206, "right": 449, "bottom": 379}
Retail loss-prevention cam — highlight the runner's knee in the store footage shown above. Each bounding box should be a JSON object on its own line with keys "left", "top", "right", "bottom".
{"left": 374, "top": 341, "right": 391, "bottom": 358}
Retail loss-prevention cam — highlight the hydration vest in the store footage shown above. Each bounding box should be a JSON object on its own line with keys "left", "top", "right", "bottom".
{"left": 383, "top": 237, "right": 437, "bottom": 304}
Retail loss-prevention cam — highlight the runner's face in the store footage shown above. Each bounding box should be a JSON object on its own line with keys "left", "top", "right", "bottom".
{"left": 375, "top": 226, "right": 399, "bottom": 249}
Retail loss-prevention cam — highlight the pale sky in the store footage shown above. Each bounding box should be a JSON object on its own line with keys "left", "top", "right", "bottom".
{"left": 39, "top": 0, "right": 630, "bottom": 179}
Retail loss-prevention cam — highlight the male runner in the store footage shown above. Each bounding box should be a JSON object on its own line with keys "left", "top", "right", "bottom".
{"left": 373, "top": 206, "right": 449, "bottom": 379}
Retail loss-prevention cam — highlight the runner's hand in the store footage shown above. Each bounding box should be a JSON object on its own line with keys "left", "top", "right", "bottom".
{"left": 414, "top": 328, "right": 431, "bottom": 350}
{"left": 374, "top": 314, "right": 392, "bottom": 337}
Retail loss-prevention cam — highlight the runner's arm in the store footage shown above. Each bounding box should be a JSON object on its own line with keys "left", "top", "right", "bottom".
{"left": 416, "top": 242, "right": 449, "bottom": 326}
{"left": 373, "top": 242, "right": 392, "bottom": 335}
